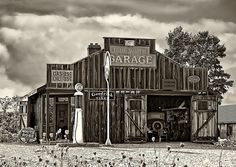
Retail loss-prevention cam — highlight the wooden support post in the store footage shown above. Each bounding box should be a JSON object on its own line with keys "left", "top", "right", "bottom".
{"left": 27, "top": 98, "right": 32, "bottom": 127}
{"left": 68, "top": 97, "right": 71, "bottom": 140}
{"left": 46, "top": 92, "right": 49, "bottom": 141}
{"left": 19, "top": 114, "right": 22, "bottom": 129}
{"left": 53, "top": 97, "right": 56, "bottom": 140}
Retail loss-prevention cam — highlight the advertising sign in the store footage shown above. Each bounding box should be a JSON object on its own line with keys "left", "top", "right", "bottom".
{"left": 18, "top": 127, "right": 36, "bottom": 143}
{"left": 188, "top": 75, "right": 200, "bottom": 83}
{"left": 89, "top": 91, "right": 115, "bottom": 100}
{"left": 109, "top": 45, "right": 156, "bottom": 67}
{"left": 162, "top": 79, "right": 176, "bottom": 90}
{"left": 51, "top": 70, "right": 73, "bottom": 83}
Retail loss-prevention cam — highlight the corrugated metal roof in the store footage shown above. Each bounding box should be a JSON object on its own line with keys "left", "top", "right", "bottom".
{"left": 218, "top": 104, "right": 236, "bottom": 124}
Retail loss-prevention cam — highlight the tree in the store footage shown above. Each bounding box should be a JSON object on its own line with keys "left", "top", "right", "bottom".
{"left": 0, "top": 96, "right": 22, "bottom": 142}
{"left": 0, "top": 96, "right": 12, "bottom": 113}
{"left": 0, "top": 96, "right": 22, "bottom": 113}
{"left": 164, "top": 26, "right": 234, "bottom": 103}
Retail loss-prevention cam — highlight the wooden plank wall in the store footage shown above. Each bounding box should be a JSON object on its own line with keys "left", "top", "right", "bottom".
{"left": 73, "top": 50, "right": 209, "bottom": 143}
{"left": 83, "top": 90, "right": 125, "bottom": 143}
{"left": 73, "top": 52, "right": 208, "bottom": 91}
{"left": 124, "top": 95, "right": 147, "bottom": 141}
{"left": 219, "top": 124, "right": 236, "bottom": 141}
{"left": 191, "top": 95, "right": 218, "bottom": 140}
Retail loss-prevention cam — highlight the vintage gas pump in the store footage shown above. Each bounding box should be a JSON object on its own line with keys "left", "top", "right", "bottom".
{"left": 73, "top": 83, "right": 84, "bottom": 143}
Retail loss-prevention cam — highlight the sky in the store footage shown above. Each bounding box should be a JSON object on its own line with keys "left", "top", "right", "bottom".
{"left": 0, "top": 0, "right": 236, "bottom": 105}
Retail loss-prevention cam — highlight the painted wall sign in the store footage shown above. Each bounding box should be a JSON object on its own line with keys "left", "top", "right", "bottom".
{"left": 162, "top": 79, "right": 176, "bottom": 90}
{"left": 188, "top": 75, "right": 200, "bottom": 83}
{"left": 89, "top": 91, "right": 115, "bottom": 100}
{"left": 51, "top": 70, "right": 73, "bottom": 83}
{"left": 109, "top": 45, "right": 156, "bottom": 67}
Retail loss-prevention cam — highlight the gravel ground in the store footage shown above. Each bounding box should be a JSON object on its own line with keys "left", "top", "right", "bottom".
{"left": 0, "top": 142, "right": 236, "bottom": 166}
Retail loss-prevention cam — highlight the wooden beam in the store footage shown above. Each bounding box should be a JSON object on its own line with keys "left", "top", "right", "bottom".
{"left": 46, "top": 92, "right": 49, "bottom": 140}
{"left": 26, "top": 98, "right": 32, "bottom": 127}
{"left": 53, "top": 97, "right": 56, "bottom": 140}
{"left": 162, "top": 107, "right": 187, "bottom": 111}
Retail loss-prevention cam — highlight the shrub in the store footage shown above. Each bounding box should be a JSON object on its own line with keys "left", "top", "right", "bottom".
{"left": 0, "top": 112, "right": 21, "bottom": 142}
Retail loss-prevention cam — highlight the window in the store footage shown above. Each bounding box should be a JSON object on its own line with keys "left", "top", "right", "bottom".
{"left": 198, "top": 101, "right": 208, "bottom": 110}
{"left": 130, "top": 100, "right": 141, "bottom": 110}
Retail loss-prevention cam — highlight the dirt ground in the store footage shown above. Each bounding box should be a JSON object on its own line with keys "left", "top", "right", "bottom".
{"left": 0, "top": 142, "right": 236, "bottom": 166}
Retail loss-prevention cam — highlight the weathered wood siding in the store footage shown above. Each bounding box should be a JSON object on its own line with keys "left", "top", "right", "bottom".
{"left": 73, "top": 52, "right": 208, "bottom": 91}
{"left": 73, "top": 49, "right": 209, "bottom": 143}
{"left": 27, "top": 94, "right": 43, "bottom": 138}
{"left": 124, "top": 95, "right": 147, "bottom": 142}
{"left": 82, "top": 90, "right": 125, "bottom": 143}
{"left": 218, "top": 124, "right": 236, "bottom": 141}
{"left": 191, "top": 95, "right": 218, "bottom": 141}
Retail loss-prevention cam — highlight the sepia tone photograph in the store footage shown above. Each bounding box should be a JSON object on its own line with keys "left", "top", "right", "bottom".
{"left": 0, "top": 0, "right": 236, "bottom": 166}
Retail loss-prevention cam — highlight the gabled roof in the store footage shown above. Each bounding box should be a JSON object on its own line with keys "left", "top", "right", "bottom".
{"left": 218, "top": 104, "right": 236, "bottom": 124}
{"left": 25, "top": 84, "right": 46, "bottom": 98}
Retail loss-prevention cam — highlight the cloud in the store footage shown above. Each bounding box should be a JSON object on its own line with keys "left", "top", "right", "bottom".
{"left": 174, "top": 0, "right": 220, "bottom": 3}
{"left": 0, "top": 0, "right": 191, "bottom": 17}
{"left": 0, "top": 43, "right": 10, "bottom": 62}
{"left": 0, "top": 67, "right": 32, "bottom": 97}
{"left": 0, "top": 13, "right": 236, "bottom": 103}
{"left": 2, "top": 0, "right": 235, "bottom": 23}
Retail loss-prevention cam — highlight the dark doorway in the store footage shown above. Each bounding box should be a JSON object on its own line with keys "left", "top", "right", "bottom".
{"left": 56, "top": 104, "right": 68, "bottom": 139}
{"left": 147, "top": 95, "right": 191, "bottom": 141}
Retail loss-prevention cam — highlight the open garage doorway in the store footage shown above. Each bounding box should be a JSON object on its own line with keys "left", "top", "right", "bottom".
{"left": 147, "top": 95, "right": 191, "bottom": 141}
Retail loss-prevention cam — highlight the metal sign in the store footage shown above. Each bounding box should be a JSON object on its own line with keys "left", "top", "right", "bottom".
{"left": 188, "top": 75, "right": 200, "bottom": 83}
{"left": 89, "top": 91, "right": 115, "bottom": 100}
{"left": 75, "top": 83, "right": 83, "bottom": 92}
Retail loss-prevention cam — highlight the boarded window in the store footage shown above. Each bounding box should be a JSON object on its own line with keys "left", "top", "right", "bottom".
{"left": 130, "top": 100, "right": 141, "bottom": 110}
{"left": 198, "top": 101, "right": 208, "bottom": 110}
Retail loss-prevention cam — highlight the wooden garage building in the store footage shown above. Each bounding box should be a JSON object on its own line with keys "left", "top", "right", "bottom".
{"left": 27, "top": 37, "right": 218, "bottom": 143}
